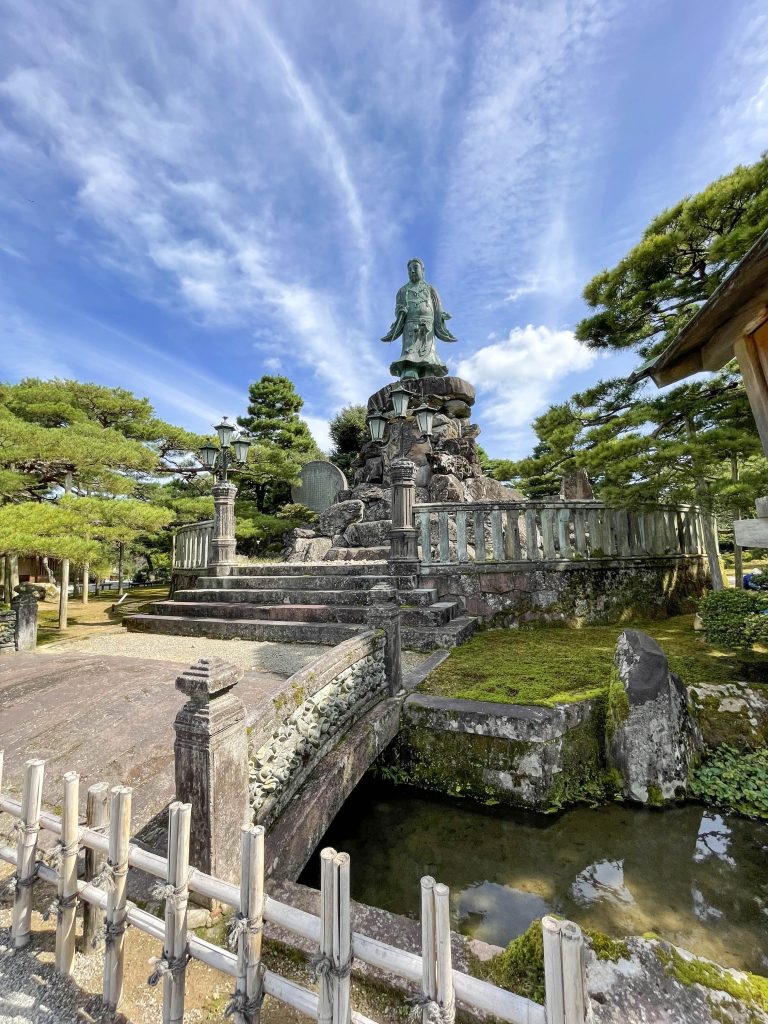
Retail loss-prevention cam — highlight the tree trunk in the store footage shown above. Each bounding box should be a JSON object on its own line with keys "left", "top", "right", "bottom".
{"left": 684, "top": 417, "right": 724, "bottom": 591}
{"left": 117, "top": 542, "right": 125, "bottom": 596}
{"left": 82, "top": 563, "right": 90, "bottom": 606}
{"left": 731, "top": 454, "right": 743, "bottom": 589}
{"left": 58, "top": 472, "right": 73, "bottom": 630}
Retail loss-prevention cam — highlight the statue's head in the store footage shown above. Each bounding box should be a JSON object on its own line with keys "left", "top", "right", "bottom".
{"left": 407, "top": 258, "right": 424, "bottom": 283}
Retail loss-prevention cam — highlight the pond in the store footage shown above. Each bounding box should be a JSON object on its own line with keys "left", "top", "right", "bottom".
{"left": 300, "top": 777, "right": 768, "bottom": 974}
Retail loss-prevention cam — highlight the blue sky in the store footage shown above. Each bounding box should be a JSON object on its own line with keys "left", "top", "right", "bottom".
{"left": 1, "top": 0, "right": 767, "bottom": 458}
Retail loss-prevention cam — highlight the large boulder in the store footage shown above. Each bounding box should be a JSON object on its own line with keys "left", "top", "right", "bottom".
{"left": 315, "top": 499, "right": 365, "bottom": 538}
{"left": 344, "top": 519, "right": 391, "bottom": 547}
{"left": 285, "top": 536, "right": 333, "bottom": 563}
{"left": 607, "top": 630, "right": 701, "bottom": 804}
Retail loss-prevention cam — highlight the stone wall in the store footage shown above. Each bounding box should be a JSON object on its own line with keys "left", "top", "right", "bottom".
{"left": 250, "top": 631, "right": 387, "bottom": 828}
{"left": 0, "top": 608, "right": 15, "bottom": 654}
{"left": 421, "top": 555, "right": 708, "bottom": 625}
{"left": 383, "top": 693, "right": 604, "bottom": 810}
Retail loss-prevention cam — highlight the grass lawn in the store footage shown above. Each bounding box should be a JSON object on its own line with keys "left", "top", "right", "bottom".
{"left": 420, "top": 615, "right": 768, "bottom": 707}
{"left": 36, "top": 585, "right": 170, "bottom": 645}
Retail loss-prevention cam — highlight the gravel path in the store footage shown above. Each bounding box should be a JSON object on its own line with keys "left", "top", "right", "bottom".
{"left": 39, "top": 631, "right": 433, "bottom": 680}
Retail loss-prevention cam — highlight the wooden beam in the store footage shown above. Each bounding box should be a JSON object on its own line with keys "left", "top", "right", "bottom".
{"left": 700, "top": 299, "right": 768, "bottom": 371}
{"left": 734, "top": 332, "right": 768, "bottom": 456}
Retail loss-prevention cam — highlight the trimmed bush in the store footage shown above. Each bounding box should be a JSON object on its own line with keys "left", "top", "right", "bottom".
{"left": 698, "top": 589, "right": 768, "bottom": 648}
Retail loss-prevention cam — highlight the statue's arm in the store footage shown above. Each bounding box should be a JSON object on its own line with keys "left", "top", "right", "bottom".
{"left": 381, "top": 287, "right": 407, "bottom": 342}
{"left": 431, "top": 285, "right": 459, "bottom": 342}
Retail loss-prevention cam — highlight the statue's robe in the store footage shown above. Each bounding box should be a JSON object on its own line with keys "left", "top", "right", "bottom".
{"left": 382, "top": 279, "right": 458, "bottom": 379}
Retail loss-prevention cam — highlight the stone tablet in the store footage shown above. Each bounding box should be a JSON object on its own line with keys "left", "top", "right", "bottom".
{"left": 292, "top": 461, "right": 348, "bottom": 514}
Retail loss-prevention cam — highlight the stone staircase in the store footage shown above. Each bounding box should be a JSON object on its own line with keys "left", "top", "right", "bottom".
{"left": 124, "top": 562, "right": 477, "bottom": 651}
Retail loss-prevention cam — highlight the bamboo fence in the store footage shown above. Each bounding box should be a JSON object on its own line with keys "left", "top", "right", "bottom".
{"left": 0, "top": 754, "right": 588, "bottom": 1024}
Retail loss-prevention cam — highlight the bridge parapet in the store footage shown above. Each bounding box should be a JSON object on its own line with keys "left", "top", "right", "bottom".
{"left": 250, "top": 631, "right": 386, "bottom": 828}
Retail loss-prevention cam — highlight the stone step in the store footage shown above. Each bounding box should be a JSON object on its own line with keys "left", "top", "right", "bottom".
{"left": 124, "top": 614, "right": 361, "bottom": 645}
{"left": 401, "top": 616, "right": 479, "bottom": 652}
{"left": 154, "top": 600, "right": 458, "bottom": 628}
{"left": 233, "top": 561, "right": 388, "bottom": 577}
{"left": 153, "top": 602, "right": 335, "bottom": 623}
{"left": 175, "top": 587, "right": 383, "bottom": 607}
{"left": 197, "top": 574, "right": 390, "bottom": 592}
{"left": 320, "top": 546, "right": 390, "bottom": 562}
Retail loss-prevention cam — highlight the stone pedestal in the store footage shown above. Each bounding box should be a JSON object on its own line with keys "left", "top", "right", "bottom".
{"left": 173, "top": 658, "right": 249, "bottom": 904}
{"left": 11, "top": 585, "right": 38, "bottom": 651}
{"left": 390, "top": 458, "right": 419, "bottom": 572}
{"left": 734, "top": 495, "right": 768, "bottom": 547}
{"left": 366, "top": 583, "right": 402, "bottom": 696}
{"left": 210, "top": 481, "right": 237, "bottom": 576}
{"left": 0, "top": 609, "right": 15, "bottom": 655}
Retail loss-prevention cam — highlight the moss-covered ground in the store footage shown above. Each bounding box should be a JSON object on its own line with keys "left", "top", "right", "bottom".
{"left": 420, "top": 615, "right": 768, "bottom": 706}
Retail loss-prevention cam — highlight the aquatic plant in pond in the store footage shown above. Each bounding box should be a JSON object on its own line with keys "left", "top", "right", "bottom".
{"left": 689, "top": 745, "right": 768, "bottom": 819}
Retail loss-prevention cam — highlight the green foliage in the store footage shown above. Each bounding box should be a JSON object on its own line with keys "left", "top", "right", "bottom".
{"left": 328, "top": 404, "right": 367, "bottom": 475}
{"left": 236, "top": 375, "right": 321, "bottom": 513}
{"left": 577, "top": 154, "right": 768, "bottom": 358}
{"left": 689, "top": 745, "right": 768, "bottom": 819}
{"left": 583, "top": 929, "right": 630, "bottom": 962}
{"left": 698, "top": 589, "right": 768, "bottom": 647}
{"left": 655, "top": 942, "right": 768, "bottom": 1011}
{"left": 276, "top": 503, "right": 316, "bottom": 523}
{"left": 420, "top": 615, "right": 767, "bottom": 706}
{"left": 476, "top": 919, "right": 546, "bottom": 1004}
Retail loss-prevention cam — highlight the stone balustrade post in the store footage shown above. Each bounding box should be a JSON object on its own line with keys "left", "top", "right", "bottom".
{"left": 390, "top": 458, "right": 420, "bottom": 583}
{"left": 210, "top": 481, "right": 238, "bottom": 576}
{"left": 366, "top": 582, "right": 402, "bottom": 696}
{"left": 11, "top": 584, "right": 39, "bottom": 651}
{"left": 174, "top": 658, "right": 250, "bottom": 907}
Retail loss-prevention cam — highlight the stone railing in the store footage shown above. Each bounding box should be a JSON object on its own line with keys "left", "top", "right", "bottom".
{"left": 249, "top": 632, "right": 386, "bottom": 828}
{"left": 414, "top": 500, "right": 705, "bottom": 567}
{"left": 172, "top": 519, "right": 213, "bottom": 570}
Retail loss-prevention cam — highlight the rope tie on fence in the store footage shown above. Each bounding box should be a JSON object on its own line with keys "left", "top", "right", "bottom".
{"left": 227, "top": 911, "right": 263, "bottom": 951}
{"left": 147, "top": 946, "right": 191, "bottom": 987}
{"left": 406, "top": 993, "right": 456, "bottom": 1024}
{"left": 151, "top": 870, "right": 191, "bottom": 907}
{"left": 90, "top": 846, "right": 134, "bottom": 894}
{"left": 45, "top": 830, "right": 83, "bottom": 870}
{"left": 1, "top": 863, "right": 40, "bottom": 899}
{"left": 2, "top": 820, "right": 40, "bottom": 845}
{"left": 224, "top": 965, "right": 266, "bottom": 1020}
{"left": 307, "top": 951, "right": 353, "bottom": 982}
{"left": 93, "top": 915, "right": 131, "bottom": 949}
{"left": 42, "top": 892, "right": 78, "bottom": 922}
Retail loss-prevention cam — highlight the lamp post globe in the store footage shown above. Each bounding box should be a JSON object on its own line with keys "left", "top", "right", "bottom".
{"left": 215, "top": 416, "right": 235, "bottom": 448}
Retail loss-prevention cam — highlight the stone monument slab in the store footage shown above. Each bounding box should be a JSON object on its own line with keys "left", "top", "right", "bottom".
{"left": 292, "top": 460, "right": 347, "bottom": 514}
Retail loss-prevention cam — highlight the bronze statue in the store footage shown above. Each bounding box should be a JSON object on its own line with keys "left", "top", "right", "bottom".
{"left": 381, "top": 258, "right": 458, "bottom": 379}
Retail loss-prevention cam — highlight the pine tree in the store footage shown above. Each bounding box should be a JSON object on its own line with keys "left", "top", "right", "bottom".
{"left": 328, "top": 404, "right": 367, "bottom": 475}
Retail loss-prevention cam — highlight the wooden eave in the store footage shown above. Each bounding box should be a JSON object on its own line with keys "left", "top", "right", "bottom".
{"left": 637, "top": 229, "right": 768, "bottom": 387}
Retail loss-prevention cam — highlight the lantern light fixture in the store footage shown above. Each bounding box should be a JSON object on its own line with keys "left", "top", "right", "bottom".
{"left": 366, "top": 410, "right": 388, "bottom": 444}
{"left": 389, "top": 383, "right": 412, "bottom": 420}
{"left": 232, "top": 434, "right": 252, "bottom": 464}
{"left": 215, "top": 416, "right": 235, "bottom": 448}
{"left": 200, "top": 443, "right": 218, "bottom": 468}
{"left": 414, "top": 403, "right": 436, "bottom": 438}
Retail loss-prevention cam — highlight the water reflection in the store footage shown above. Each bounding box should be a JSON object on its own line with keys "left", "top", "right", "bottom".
{"left": 301, "top": 778, "right": 768, "bottom": 973}
{"left": 570, "top": 859, "right": 635, "bottom": 907}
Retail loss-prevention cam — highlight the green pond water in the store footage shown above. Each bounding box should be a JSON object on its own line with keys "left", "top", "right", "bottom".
{"left": 300, "top": 778, "right": 768, "bottom": 975}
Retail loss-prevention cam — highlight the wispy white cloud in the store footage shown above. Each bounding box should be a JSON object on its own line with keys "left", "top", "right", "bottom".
{"left": 457, "top": 324, "right": 597, "bottom": 443}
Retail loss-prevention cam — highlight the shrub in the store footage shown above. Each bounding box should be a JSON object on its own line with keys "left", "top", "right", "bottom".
{"left": 698, "top": 589, "right": 768, "bottom": 647}
{"left": 689, "top": 745, "right": 768, "bottom": 819}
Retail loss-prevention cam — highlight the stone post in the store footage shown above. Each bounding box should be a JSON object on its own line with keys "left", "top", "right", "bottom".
{"left": 366, "top": 582, "right": 402, "bottom": 696}
{"left": 390, "top": 458, "right": 420, "bottom": 584}
{"left": 173, "top": 658, "right": 249, "bottom": 905}
{"left": 11, "top": 584, "right": 39, "bottom": 651}
{"left": 210, "top": 481, "right": 237, "bottom": 576}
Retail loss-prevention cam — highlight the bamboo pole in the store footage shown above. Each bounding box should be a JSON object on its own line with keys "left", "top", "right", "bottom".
{"left": 232, "top": 824, "right": 265, "bottom": 1024}
{"left": 83, "top": 782, "right": 109, "bottom": 952}
{"left": 560, "top": 921, "right": 587, "bottom": 1024}
{"left": 333, "top": 852, "right": 351, "bottom": 1024}
{"left": 420, "top": 876, "right": 437, "bottom": 1022}
{"left": 542, "top": 917, "right": 565, "bottom": 1024}
{"left": 153, "top": 801, "right": 191, "bottom": 1024}
{"left": 55, "top": 771, "right": 79, "bottom": 973}
{"left": 103, "top": 785, "right": 132, "bottom": 1014}
{"left": 434, "top": 883, "right": 453, "bottom": 1020}
{"left": 12, "top": 758, "right": 44, "bottom": 949}
{"left": 319, "top": 847, "right": 336, "bottom": 1024}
